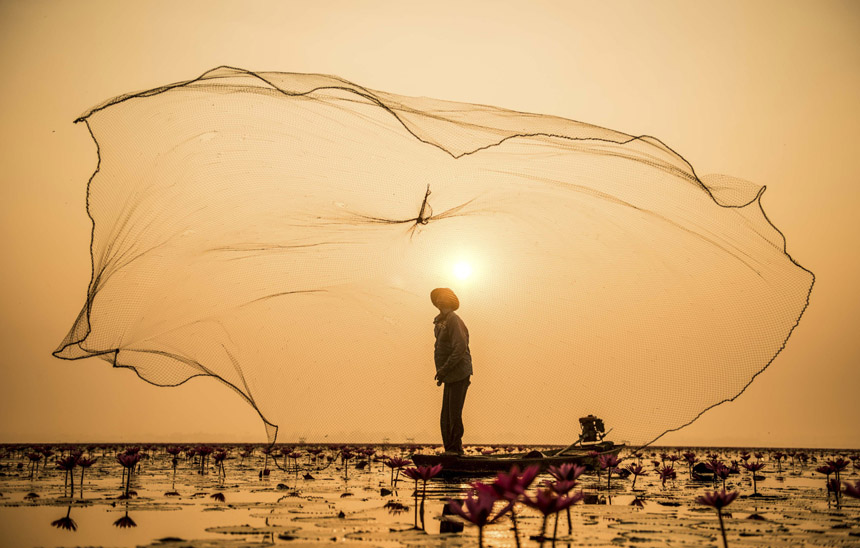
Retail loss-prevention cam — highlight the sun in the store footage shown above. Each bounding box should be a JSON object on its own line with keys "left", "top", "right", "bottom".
{"left": 453, "top": 261, "right": 473, "bottom": 280}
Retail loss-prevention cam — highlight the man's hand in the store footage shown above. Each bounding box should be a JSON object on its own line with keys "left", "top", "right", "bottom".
{"left": 434, "top": 371, "right": 444, "bottom": 386}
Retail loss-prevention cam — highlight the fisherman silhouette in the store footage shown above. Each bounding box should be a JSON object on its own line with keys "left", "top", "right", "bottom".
{"left": 431, "top": 288, "right": 473, "bottom": 455}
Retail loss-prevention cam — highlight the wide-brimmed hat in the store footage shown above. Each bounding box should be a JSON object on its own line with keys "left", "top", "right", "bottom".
{"left": 430, "top": 287, "right": 459, "bottom": 311}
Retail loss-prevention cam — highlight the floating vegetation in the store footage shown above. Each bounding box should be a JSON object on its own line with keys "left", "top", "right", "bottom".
{"left": 0, "top": 443, "right": 856, "bottom": 547}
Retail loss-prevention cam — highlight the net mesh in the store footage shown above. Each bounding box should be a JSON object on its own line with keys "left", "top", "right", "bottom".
{"left": 54, "top": 67, "right": 814, "bottom": 446}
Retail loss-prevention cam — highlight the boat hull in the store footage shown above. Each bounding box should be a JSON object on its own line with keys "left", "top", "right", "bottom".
{"left": 411, "top": 442, "right": 624, "bottom": 477}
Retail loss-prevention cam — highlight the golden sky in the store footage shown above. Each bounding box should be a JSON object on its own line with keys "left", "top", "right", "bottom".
{"left": 0, "top": 0, "right": 858, "bottom": 448}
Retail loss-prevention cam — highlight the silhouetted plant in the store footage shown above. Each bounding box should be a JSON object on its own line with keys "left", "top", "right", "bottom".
{"left": 212, "top": 450, "right": 228, "bottom": 480}
{"left": 546, "top": 463, "right": 584, "bottom": 537}
{"left": 339, "top": 449, "right": 355, "bottom": 479}
{"left": 522, "top": 487, "right": 585, "bottom": 546}
{"left": 195, "top": 445, "right": 214, "bottom": 475}
{"left": 598, "top": 454, "right": 622, "bottom": 490}
{"left": 696, "top": 489, "right": 738, "bottom": 548}
{"left": 741, "top": 462, "right": 765, "bottom": 496}
{"left": 26, "top": 452, "right": 41, "bottom": 479}
{"left": 51, "top": 506, "right": 77, "bottom": 532}
{"left": 714, "top": 463, "right": 731, "bottom": 490}
{"left": 448, "top": 487, "right": 512, "bottom": 548}
{"left": 471, "top": 464, "right": 540, "bottom": 548}
{"left": 658, "top": 466, "right": 676, "bottom": 488}
{"left": 827, "top": 458, "right": 849, "bottom": 484}
{"left": 39, "top": 447, "right": 54, "bottom": 471}
{"left": 260, "top": 446, "right": 273, "bottom": 477}
{"left": 403, "top": 464, "right": 443, "bottom": 530}
{"left": 626, "top": 463, "right": 647, "bottom": 491}
{"left": 76, "top": 456, "right": 97, "bottom": 497}
{"left": 683, "top": 452, "right": 698, "bottom": 479}
{"left": 772, "top": 451, "right": 785, "bottom": 473}
{"left": 56, "top": 456, "right": 78, "bottom": 498}
{"left": 113, "top": 511, "right": 136, "bottom": 529}
{"left": 385, "top": 457, "right": 411, "bottom": 487}
{"left": 116, "top": 452, "right": 140, "bottom": 498}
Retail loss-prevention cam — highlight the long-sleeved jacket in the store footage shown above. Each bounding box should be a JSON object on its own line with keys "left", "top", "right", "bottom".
{"left": 433, "top": 311, "right": 473, "bottom": 383}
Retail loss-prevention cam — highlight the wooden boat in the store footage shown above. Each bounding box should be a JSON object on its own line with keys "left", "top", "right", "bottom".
{"left": 411, "top": 441, "right": 624, "bottom": 477}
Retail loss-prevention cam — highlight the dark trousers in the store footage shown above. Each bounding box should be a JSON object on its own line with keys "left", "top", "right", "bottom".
{"left": 441, "top": 376, "right": 470, "bottom": 453}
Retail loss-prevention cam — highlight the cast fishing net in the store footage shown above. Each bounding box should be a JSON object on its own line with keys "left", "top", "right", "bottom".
{"left": 54, "top": 67, "right": 814, "bottom": 446}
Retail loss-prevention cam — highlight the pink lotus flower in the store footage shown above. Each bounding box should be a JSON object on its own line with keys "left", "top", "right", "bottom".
{"left": 682, "top": 452, "right": 698, "bottom": 478}
{"left": 543, "top": 479, "right": 578, "bottom": 495}
{"left": 449, "top": 490, "right": 510, "bottom": 525}
{"left": 56, "top": 455, "right": 78, "bottom": 471}
{"left": 76, "top": 457, "right": 98, "bottom": 496}
{"left": 385, "top": 456, "right": 412, "bottom": 469}
{"left": 598, "top": 454, "right": 622, "bottom": 490}
{"left": 523, "top": 488, "right": 585, "bottom": 542}
{"left": 696, "top": 489, "right": 738, "bottom": 548}
{"left": 714, "top": 464, "right": 731, "bottom": 490}
{"left": 547, "top": 463, "right": 585, "bottom": 484}
{"left": 384, "top": 457, "right": 412, "bottom": 487}
{"left": 116, "top": 453, "right": 140, "bottom": 469}
{"left": 116, "top": 453, "right": 141, "bottom": 498}
{"left": 492, "top": 464, "right": 541, "bottom": 499}
{"left": 523, "top": 488, "right": 585, "bottom": 516}
{"left": 402, "top": 464, "right": 443, "bottom": 530}
{"left": 696, "top": 488, "right": 739, "bottom": 510}
{"left": 56, "top": 454, "right": 79, "bottom": 497}
{"left": 626, "top": 463, "right": 647, "bottom": 490}
{"left": 77, "top": 456, "right": 97, "bottom": 468}
{"left": 816, "top": 464, "right": 834, "bottom": 476}
{"left": 741, "top": 462, "right": 765, "bottom": 496}
{"left": 598, "top": 453, "right": 621, "bottom": 469}
{"left": 402, "top": 464, "right": 443, "bottom": 483}
{"left": 741, "top": 461, "right": 765, "bottom": 472}
{"left": 471, "top": 464, "right": 539, "bottom": 547}
{"left": 448, "top": 489, "right": 512, "bottom": 548}
{"left": 827, "top": 458, "right": 849, "bottom": 482}
{"left": 658, "top": 466, "right": 676, "bottom": 487}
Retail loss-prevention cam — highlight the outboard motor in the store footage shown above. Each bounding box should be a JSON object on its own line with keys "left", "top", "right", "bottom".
{"left": 579, "top": 414, "right": 606, "bottom": 443}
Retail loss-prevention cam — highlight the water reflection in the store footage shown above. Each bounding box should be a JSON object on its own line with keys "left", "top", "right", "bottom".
{"left": 50, "top": 505, "right": 76, "bottom": 531}
{"left": 383, "top": 500, "right": 409, "bottom": 516}
{"left": 113, "top": 510, "right": 137, "bottom": 529}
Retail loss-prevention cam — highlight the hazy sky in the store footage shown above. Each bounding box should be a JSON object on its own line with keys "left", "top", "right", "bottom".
{"left": 1, "top": 0, "right": 858, "bottom": 448}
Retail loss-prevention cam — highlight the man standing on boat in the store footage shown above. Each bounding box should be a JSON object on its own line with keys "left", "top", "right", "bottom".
{"left": 431, "top": 288, "right": 473, "bottom": 456}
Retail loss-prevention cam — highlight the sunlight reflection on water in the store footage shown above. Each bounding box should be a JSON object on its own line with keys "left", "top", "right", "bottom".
{"left": 0, "top": 445, "right": 857, "bottom": 547}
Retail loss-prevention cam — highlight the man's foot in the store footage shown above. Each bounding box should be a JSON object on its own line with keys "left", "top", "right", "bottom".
{"left": 441, "top": 450, "right": 459, "bottom": 456}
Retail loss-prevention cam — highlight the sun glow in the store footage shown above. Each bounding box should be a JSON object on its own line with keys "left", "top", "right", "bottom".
{"left": 453, "top": 261, "right": 473, "bottom": 280}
